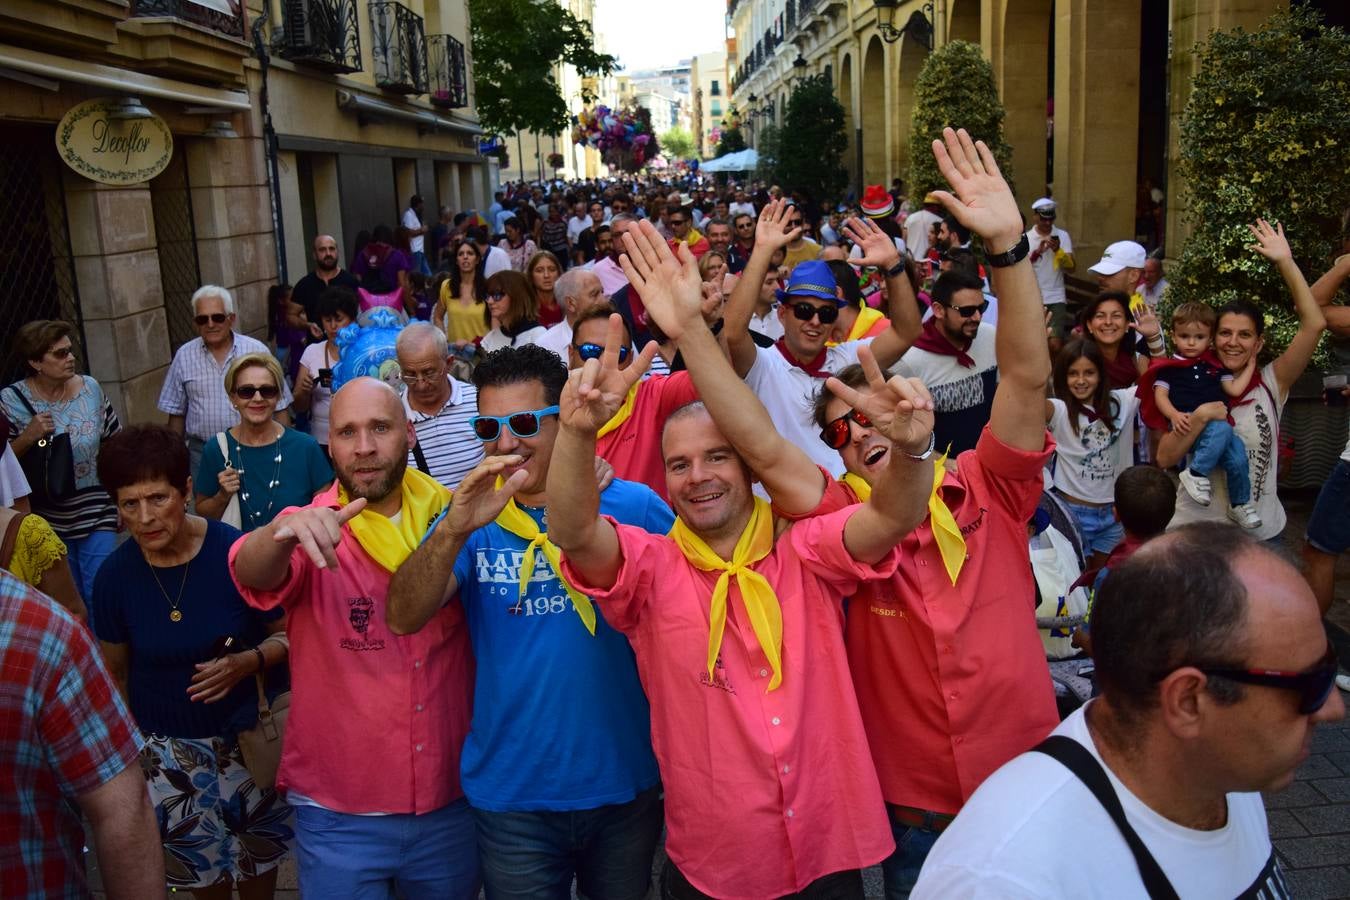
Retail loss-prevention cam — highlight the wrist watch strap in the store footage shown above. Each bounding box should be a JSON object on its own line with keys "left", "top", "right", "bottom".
{"left": 986, "top": 233, "right": 1031, "bottom": 268}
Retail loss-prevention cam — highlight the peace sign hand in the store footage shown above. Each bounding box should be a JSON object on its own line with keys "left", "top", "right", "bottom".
{"left": 929, "top": 127, "right": 1022, "bottom": 252}
{"left": 824, "top": 345, "right": 936, "bottom": 457}
{"left": 560, "top": 313, "right": 658, "bottom": 435}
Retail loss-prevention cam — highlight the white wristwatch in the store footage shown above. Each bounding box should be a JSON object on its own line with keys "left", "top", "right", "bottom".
{"left": 904, "top": 433, "right": 937, "bottom": 461}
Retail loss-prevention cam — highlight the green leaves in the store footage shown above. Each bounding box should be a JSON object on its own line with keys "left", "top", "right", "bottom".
{"left": 774, "top": 74, "right": 849, "bottom": 205}
{"left": 468, "top": 0, "right": 617, "bottom": 136}
{"left": 716, "top": 126, "right": 747, "bottom": 158}
{"left": 659, "top": 127, "right": 697, "bottom": 160}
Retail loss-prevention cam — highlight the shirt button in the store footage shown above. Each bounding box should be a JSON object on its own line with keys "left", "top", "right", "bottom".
{"left": 782, "top": 764, "right": 791, "bottom": 774}
{"left": 943, "top": 645, "right": 953, "bottom": 654}
{"left": 413, "top": 659, "right": 422, "bottom": 669}
{"left": 759, "top": 668, "right": 769, "bottom": 678}
{"left": 786, "top": 808, "right": 795, "bottom": 818}
{"left": 416, "top": 704, "right": 424, "bottom": 712}
{"left": 771, "top": 716, "right": 782, "bottom": 726}
{"left": 949, "top": 691, "right": 959, "bottom": 700}
{"left": 955, "top": 737, "right": 964, "bottom": 745}
{"left": 415, "top": 743, "right": 423, "bottom": 752}
{"left": 920, "top": 560, "right": 928, "bottom": 567}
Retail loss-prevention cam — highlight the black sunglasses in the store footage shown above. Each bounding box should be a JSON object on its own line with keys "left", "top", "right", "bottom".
{"left": 195, "top": 313, "right": 230, "bottom": 325}
{"left": 1197, "top": 645, "right": 1340, "bottom": 715}
{"left": 233, "top": 384, "right": 280, "bottom": 400}
{"left": 789, "top": 301, "right": 840, "bottom": 325}
{"left": 574, "top": 342, "right": 630, "bottom": 363}
{"left": 941, "top": 299, "right": 989, "bottom": 318}
{"left": 469, "top": 405, "right": 560, "bottom": 442}
{"left": 47, "top": 346, "right": 74, "bottom": 360}
{"left": 820, "top": 408, "right": 873, "bottom": 449}
{"left": 487, "top": 290, "right": 507, "bottom": 300}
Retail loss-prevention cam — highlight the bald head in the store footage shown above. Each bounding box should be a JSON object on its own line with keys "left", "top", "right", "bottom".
{"left": 328, "top": 377, "right": 411, "bottom": 509}
{"left": 330, "top": 377, "right": 404, "bottom": 427}
{"left": 313, "top": 234, "right": 339, "bottom": 272}
{"left": 820, "top": 245, "right": 848, "bottom": 262}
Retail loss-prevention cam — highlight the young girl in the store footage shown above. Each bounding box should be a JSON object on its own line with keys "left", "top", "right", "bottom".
{"left": 1045, "top": 338, "right": 1142, "bottom": 567}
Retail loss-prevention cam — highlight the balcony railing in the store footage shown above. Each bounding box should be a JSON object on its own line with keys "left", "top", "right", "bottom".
{"left": 428, "top": 34, "right": 468, "bottom": 108}
{"left": 130, "top": 0, "right": 245, "bottom": 39}
{"left": 277, "top": 0, "right": 361, "bottom": 73}
{"left": 786, "top": 0, "right": 796, "bottom": 33}
{"left": 370, "top": 0, "right": 428, "bottom": 94}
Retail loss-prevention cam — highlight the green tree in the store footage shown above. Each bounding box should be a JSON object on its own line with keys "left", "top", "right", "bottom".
{"left": 1166, "top": 6, "right": 1350, "bottom": 366}
{"left": 659, "top": 127, "right": 696, "bottom": 160}
{"left": 908, "top": 41, "right": 1014, "bottom": 201}
{"left": 777, "top": 75, "right": 848, "bottom": 204}
{"left": 716, "top": 126, "right": 747, "bottom": 158}
{"left": 468, "top": 0, "right": 616, "bottom": 137}
{"left": 754, "top": 124, "right": 783, "bottom": 184}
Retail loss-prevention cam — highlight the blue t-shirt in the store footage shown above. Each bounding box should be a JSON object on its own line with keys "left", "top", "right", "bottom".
{"left": 451, "top": 478, "right": 674, "bottom": 811}
{"left": 1156, "top": 357, "right": 1231, "bottom": 414}
{"left": 197, "top": 426, "right": 333, "bottom": 531}
{"left": 92, "top": 519, "right": 284, "bottom": 739}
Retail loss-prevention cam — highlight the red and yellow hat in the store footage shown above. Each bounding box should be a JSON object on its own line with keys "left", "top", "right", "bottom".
{"left": 860, "top": 184, "right": 895, "bottom": 219}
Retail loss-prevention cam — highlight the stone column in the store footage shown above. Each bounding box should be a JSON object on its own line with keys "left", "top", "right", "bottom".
{"left": 311, "top": 154, "right": 344, "bottom": 262}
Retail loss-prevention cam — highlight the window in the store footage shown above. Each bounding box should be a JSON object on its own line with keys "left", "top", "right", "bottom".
{"left": 711, "top": 101, "right": 722, "bottom": 118}
{"left": 711, "top": 79, "right": 721, "bottom": 96}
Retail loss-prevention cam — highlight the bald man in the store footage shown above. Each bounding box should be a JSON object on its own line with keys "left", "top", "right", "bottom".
{"left": 292, "top": 233, "right": 360, "bottom": 333}
{"left": 230, "top": 378, "right": 504, "bottom": 898}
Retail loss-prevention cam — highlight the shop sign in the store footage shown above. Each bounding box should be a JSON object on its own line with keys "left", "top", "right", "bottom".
{"left": 56, "top": 98, "right": 173, "bottom": 185}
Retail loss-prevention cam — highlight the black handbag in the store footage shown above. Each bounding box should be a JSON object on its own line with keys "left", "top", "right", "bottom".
{"left": 6, "top": 386, "right": 77, "bottom": 505}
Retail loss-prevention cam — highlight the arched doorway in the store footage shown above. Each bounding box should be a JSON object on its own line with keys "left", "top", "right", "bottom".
{"left": 949, "top": 0, "right": 981, "bottom": 44}
{"left": 1001, "top": 0, "right": 1053, "bottom": 199}
{"left": 861, "top": 36, "right": 886, "bottom": 185}
{"left": 839, "top": 52, "right": 858, "bottom": 195}
{"left": 894, "top": 35, "right": 928, "bottom": 189}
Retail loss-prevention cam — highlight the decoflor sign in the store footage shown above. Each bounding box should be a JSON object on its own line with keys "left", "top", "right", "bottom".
{"left": 56, "top": 98, "right": 173, "bottom": 185}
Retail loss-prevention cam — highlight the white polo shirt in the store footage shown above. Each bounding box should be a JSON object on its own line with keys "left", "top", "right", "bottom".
{"left": 744, "top": 341, "right": 865, "bottom": 476}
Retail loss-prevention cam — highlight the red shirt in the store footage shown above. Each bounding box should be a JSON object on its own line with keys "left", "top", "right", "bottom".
{"left": 228, "top": 483, "right": 473, "bottom": 814}
{"left": 786, "top": 426, "right": 1060, "bottom": 815}
{"left": 595, "top": 372, "right": 699, "bottom": 502}
{"left": 563, "top": 509, "right": 896, "bottom": 899}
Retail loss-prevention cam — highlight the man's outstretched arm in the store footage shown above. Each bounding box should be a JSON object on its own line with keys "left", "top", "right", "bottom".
{"left": 722, "top": 199, "right": 801, "bottom": 377}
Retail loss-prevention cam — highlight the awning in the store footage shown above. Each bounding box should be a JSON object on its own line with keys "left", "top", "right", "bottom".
{"left": 336, "top": 90, "right": 482, "bottom": 137}
{"left": 0, "top": 43, "right": 250, "bottom": 109}
{"left": 701, "top": 148, "right": 760, "bottom": 172}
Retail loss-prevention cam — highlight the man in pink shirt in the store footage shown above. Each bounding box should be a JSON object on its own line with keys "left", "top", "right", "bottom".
{"left": 547, "top": 223, "right": 939, "bottom": 899}
{"left": 230, "top": 378, "right": 503, "bottom": 899}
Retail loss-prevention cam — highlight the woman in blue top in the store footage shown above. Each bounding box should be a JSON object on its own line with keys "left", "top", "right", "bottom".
{"left": 195, "top": 352, "right": 332, "bottom": 531}
{"left": 93, "top": 424, "right": 293, "bottom": 898}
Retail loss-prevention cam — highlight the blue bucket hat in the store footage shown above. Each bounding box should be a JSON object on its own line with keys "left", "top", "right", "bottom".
{"left": 776, "top": 260, "right": 842, "bottom": 305}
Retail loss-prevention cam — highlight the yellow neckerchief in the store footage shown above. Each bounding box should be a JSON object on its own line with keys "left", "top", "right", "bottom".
{"left": 595, "top": 382, "right": 640, "bottom": 440}
{"left": 493, "top": 480, "right": 597, "bottom": 634}
{"left": 669, "top": 497, "right": 783, "bottom": 691}
{"left": 840, "top": 450, "right": 966, "bottom": 586}
{"left": 1128, "top": 291, "right": 1148, "bottom": 316}
{"left": 1053, "top": 248, "right": 1073, "bottom": 270}
{"left": 827, "top": 306, "right": 888, "bottom": 347}
{"left": 338, "top": 467, "right": 450, "bottom": 573}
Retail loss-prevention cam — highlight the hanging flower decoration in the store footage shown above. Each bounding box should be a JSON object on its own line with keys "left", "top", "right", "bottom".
{"left": 573, "top": 104, "right": 659, "bottom": 171}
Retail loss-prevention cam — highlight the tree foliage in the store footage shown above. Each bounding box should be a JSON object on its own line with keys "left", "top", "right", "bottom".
{"left": 468, "top": 0, "right": 617, "bottom": 137}
{"left": 908, "top": 41, "right": 1014, "bottom": 200}
{"left": 660, "top": 127, "right": 697, "bottom": 160}
{"left": 776, "top": 75, "right": 848, "bottom": 205}
{"left": 754, "top": 124, "right": 782, "bottom": 184}
{"left": 715, "top": 125, "right": 747, "bottom": 158}
{"left": 1166, "top": 6, "right": 1350, "bottom": 367}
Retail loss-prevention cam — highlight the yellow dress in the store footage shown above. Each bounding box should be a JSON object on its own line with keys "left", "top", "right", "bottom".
{"left": 5, "top": 514, "right": 68, "bottom": 587}
{"left": 438, "top": 281, "right": 488, "bottom": 343}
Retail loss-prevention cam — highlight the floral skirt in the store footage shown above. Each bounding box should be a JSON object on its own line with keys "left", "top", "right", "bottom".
{"left": 140, "top": 733, "right": 295, "bottom": 888}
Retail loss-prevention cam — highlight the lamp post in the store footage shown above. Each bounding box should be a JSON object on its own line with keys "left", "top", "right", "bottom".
{"left": 873, "top": 0, "right": 934, "bottom": 49}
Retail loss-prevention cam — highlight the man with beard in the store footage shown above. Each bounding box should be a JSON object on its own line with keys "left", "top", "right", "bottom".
{"left": 230, "top": 378, "right": 485, "bottom": 898}
{"left": 895, "top": 268, "right": 997, "bottom": 455}
{"left": 292, "top": 235, "right": 360, "bottom": 334}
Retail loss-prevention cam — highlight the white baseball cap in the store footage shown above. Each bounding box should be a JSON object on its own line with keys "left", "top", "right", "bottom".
{"left": 1031, "top": 197, "right": 1056, "bottom": 212}
{"left": 1088, "top": 240, "right": 1148, "bottom": 276}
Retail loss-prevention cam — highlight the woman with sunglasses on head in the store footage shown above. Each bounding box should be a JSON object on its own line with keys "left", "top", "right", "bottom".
{"left": 195, "top": 353, "right": 332, "bottom": 532}
{"left": 2, "top": 320, "right": 121, "bottom": 603}
{"left": 480, "top": 270, "right": 548, "bottom": 353}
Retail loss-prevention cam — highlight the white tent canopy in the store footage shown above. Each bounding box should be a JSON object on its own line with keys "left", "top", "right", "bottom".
{"left": 700, "top": 148, "right": 760, "bottom": 172}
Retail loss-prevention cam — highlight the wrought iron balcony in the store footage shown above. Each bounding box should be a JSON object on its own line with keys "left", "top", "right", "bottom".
{"left": 130, "top": 0, "right": 245, "bottom": 39}
{"left": 277, "top": 0, "right": 361, "bottom": 73}
{"left": 786, "top": 0, "right": 797, "bottom": 32}
{"left": 370, "top": 0, "right": 428, "bottom": 95}
{"left": 428, "top": 34, "right": 468, "bottom": 108}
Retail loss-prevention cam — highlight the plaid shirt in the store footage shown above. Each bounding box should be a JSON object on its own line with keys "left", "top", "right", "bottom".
{"left": 0, "top": 571, "right": 143, "bottom": 899}
{"left": 158, "top": 333, "right": 294, "bottom": 441}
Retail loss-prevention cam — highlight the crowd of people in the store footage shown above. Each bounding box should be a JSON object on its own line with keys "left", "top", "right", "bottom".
{"left": 3, "top": 127, "right": 1349, "bottom": 900}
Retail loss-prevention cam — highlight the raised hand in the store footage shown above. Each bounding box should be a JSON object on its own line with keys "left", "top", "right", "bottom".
{"left": 824, "top": 344, "right": 936, "bottom": 456}
{"left": 1248, "top": 218, "right": 1292, "bottom": 265}
{"left": 1130, "top": 303, "right": 1162, "bottom": 342}
{"left": 841, "top": 216, "right": 902, "bottom": 270}
{"left": 620, "top": 220, "right": 706, "bottom": 340}
{"left": 754, "top": 197, "right": 802, "bottom": 252}
{"left": 560, "top": 313, "right": 657, "bottom": 434}
{"left": 929, "top": 127, "right": 1022, "bottom": 250}
{"left": 443, "top": 455, "right": 530, "bottom": 538}
{"left": 273, "top": 496, "right": 368, "bottom": 570}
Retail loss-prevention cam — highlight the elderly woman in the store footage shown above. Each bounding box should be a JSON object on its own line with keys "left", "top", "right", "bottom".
{"left": 526, "top": 250, "right": 565, "bottom": 328}
{"left": 1158, "top": 220, "right": 1324, "bottom": 544}
{"left": 1, "top": 320, "right": 121, "bottom": 601}
{"left": 480, "top": 270, "right": 547, "bottom": 352}
{"left": 93, "top": 424, "right": 293, "bottom": 899}
{"left": 195, "top": 353, "right": 332, "bottom": 531}
{"left": 699, "top": 249, "right": 729, "bottom": 290}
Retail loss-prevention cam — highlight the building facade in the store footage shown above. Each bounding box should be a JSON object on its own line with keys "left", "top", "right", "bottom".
{"left": 0, "top": 0, "right": 490, "bottom": 426}
{"left": 690, "top": 49, "right": 728, "bottom": 158}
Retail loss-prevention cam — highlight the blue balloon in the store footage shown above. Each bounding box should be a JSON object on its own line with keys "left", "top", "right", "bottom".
{"left": 332, "top": 307, "right": 407, "bottom": 392}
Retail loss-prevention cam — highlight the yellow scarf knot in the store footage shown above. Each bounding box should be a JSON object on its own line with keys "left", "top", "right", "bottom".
{"left": 595, "top": 383, "right": 640, "bottom": 440}
{"left": 338, "top": 467, "right": 451, "bottom": 573}
{"left": 492, "top": 479, "right": 597, "bottom": 634}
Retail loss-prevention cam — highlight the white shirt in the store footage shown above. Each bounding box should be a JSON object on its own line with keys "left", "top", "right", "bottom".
{"left": 914, "top": 706, "right": 1284, "bottom": 900}
{"left": 0, "top": 444, "right": 30, "bottom": 508}
{"left": 402, "top": 207, "right": 425, "bottom": 254}
{"left": 567, "top": 215, "right": 591, "bottom": 244}
{"left": 157, "top": 333, "right": 294, "bottom": 441}
{"left": 748, "top": 306, "right": 785, "bottom": 343}
{"left": 729, "top": 201, "right": 756, "bottom": 219}
{"left": 403, "top": 376, "right": 483, "bottom": 492}
{"left": 1047, "top": 387, "right": 1140, "bottom": 504}
{"left": 744, "top": 341, "right": 865, "bottom": 476}
{"left": 1140, "top": 277, "right": 1169, "bottom": 309}
{"left": 536, "top": 321, "right": 574, "bottom": 361}
{"left": 903, "top": 209, "right": 942, "bottom": 260}
{"left": 1026, "top": 226, "right": 1074, "bottom": 305}
{"left": 483, "top": 245, "right": 511, "bottom": 279}
{"left": 480, "top": 324, "right": 549, "bottom": 354}
{"left": 298, "top": 341, "right": 337, "bottom": 445}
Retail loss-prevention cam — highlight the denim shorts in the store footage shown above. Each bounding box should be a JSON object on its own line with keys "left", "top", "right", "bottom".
{"left": 1057, "top": 495, "right": 1124, "bottom": 555}
{"left": 1308, "top": 459, "right": 1350, "bottom": 555}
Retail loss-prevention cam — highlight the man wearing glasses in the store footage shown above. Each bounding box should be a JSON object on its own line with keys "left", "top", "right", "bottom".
{"left": 395, "top": 323, "right": 483, "bottom": 491}
{"left": 781, "top": 206, "right": 823, "bottom": 272}
{"left": 916, "top": 523, "right": 1343, "bottom": 898}
{"left": 159, "top": 284, "right": 293, "bottom": 481}
{"left": 727, "top": 212, "right": 756, "bottom": 274}
{"left": 667, "top": 204, "right": 711, "bottom": 260}
{"left": 387, "top": 345, "right": 674, "bottom": 900}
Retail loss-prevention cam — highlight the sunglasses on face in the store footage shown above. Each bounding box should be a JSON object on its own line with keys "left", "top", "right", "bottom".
{"left": 789, "top": 301, "right": 840, "bottom": 325}
{"left": 233, "top": 384, "right": 280, "bottom": 400}
{"left": 736, "top": 222, "right": 754, "bottom": 229}
{"left": 670, "top": 218, "right": 688, "bottom": 227}
{"left": 941, "top": 300, "right": 990, "bottom": 318}
{"left": 789, "top": 219, "right": 804, "bottom": 227}
{"left": 469, "top": 405, "right": 560, "bottom": 442}
{"left": 487, "top": 291, "right": 507, "bottom": 301}
{"left": 1197, "top": 645, "right": 1340, "bottom": 715}
{"left": 573, "top": 342, "right": 630, "bottom": 363}
{"left": 47, "top": 346, "right": 74, "bottom": 360}
{"left": 820, "top": 408, "right": 873, "bottom": 449}
{"left": 195, "top": 313, "right": 230, "bottom": 326}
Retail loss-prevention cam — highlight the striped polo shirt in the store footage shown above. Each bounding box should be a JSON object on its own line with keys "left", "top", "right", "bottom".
{"left": 403, "top": 376, "right": 484, "bottom": 492}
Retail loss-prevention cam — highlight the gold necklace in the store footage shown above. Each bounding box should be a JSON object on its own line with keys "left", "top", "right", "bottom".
{"left": 148, "top": 556, "right": 191, "bottom": 622}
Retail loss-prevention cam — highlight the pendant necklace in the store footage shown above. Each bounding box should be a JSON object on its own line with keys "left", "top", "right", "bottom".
{"left": 233, "top": 425, "right": 285, "bottom": 527}
{"left": 148, "top": 556, "right": 191, "bottom": 622}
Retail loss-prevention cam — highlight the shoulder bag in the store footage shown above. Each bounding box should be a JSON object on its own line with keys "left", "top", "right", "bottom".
{"left": 214, "top": 432, "right": 243, "bottom": 529}
{"left": 236, "top": 647, "right": 290, "bottom": 792}
{"left": 6, "top": 387, "right": 76, "bottom": 505}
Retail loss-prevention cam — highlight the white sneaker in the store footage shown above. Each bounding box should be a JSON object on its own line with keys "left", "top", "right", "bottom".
{"left": 1227, "top": 503, "right": 1262, "bottom": 529}
{"left": 1336, "top": 673, "right": 1350, "bottom": 693}
{"left": 1179, "top": 469, "right": 1212, "bottom": 506}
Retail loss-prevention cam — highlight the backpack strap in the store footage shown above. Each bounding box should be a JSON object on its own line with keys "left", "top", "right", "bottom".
{"left": 410, "top": 436, "right": 431, "bottom": 476}
{"left": 1033, "top": 735, "right": 1181, "bottom": 900}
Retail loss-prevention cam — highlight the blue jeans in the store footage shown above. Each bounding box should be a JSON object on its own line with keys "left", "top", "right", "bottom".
{"left": 472, "top": 786, "right": 663, "bottom": 900}
{"left": 1057, "top": 496, "right": 1124, "bottom": 556}
{"left": 293, "top": 798, "right": 480, "bottom": 900}
{"left": 880, "top": 817, "right": 942, "bottom": 900}
{"left": 1308, "top": 459, "right": 1350, "bottom": 554}
{"left": 1188, "top": 419, "right": 1251, "bottom": 505}
{"left": 65, "top": 529, "right": 116, "bottom": 607}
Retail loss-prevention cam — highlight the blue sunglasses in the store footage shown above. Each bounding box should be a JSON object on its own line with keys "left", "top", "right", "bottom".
{"left": 469, "top": 405, "right": 560, "bottom": 442}
{"left": 573, "top": 342, "right": 630, "bottom": 363}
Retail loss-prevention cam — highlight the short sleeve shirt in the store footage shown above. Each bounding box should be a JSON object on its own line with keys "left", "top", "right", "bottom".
{"left": 403, "top": 377, "right": 484, "bottom": 492}
{"left": 595, "top": 373, "right": 699, "bottom": 502}
{"left": 157, "top": 335, "right": 294, "bottom": 441}
{"left": 1048, "top": 387, "right": 1141, "bottom": 504}
{"left": 745, "top": 341, "right": 865, "bottom": 476}
{"left": 1026, "top": 226, "right": 1074, "bottom": 305}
